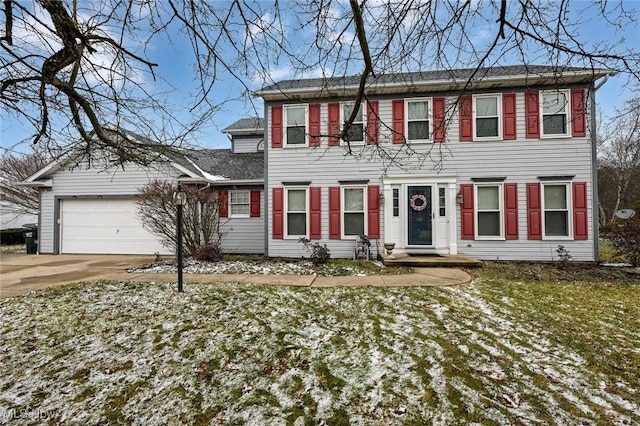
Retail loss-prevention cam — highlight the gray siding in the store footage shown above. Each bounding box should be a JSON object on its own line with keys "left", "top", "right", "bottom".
{"left": 39, "top": 189, "right": 55, "bottom": 253}
{"left": 266, "top": 88, "right": 595, "bottom": 261}
{"left": 233, "top": 136, "right": 263, "bottom": 153}
{"left": 220, "top": 191, "right": 265, "bottom": 254}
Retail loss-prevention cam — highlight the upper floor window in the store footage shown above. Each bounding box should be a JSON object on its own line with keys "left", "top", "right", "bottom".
{"left": 543, "top": 183, "right": 570, "bottom": 238}
{"left": 229, "top": 190, "right": 250, "bottom": 217}
{"left": 342, "top": 103, "right": 364, "bottom": 143}
{"left": 285, "top": 105, "right": 307, "bottom": 146}
{"left": 407, "top": 99, "right": 430, "bottom": 142}
{"left": 474, "top": 95, "right": 501, "bottom": 139}
{"left": 476, "top": 184, "right": 503, "bottom": 239}
{"left": 343, "top": 186, "right": 366, "bottom": 237}
{"left": 541, "top": 91, "right": 569, "bottom": 137}
{"left": 286, "top": 188, "right": 307, "bottom": 237}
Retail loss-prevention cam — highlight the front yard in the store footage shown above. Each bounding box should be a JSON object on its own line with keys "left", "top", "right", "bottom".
{"left": 0, "top": 263, "right": 638, "bottom": 425}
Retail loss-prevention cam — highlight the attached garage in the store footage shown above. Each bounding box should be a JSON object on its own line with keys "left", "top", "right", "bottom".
{"left": 59, "top": 198, "right": 172, "bottom": 255}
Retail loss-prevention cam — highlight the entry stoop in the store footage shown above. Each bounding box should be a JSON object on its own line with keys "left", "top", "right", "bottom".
{"left": 381, "top": 253, "right": 483, "bottom": 268}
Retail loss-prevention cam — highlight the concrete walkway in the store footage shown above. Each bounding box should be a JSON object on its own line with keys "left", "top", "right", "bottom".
{"left": 0, "top": 253, "right": 472, "bottom": 299}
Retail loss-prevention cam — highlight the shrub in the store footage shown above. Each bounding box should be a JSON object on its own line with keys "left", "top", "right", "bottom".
{"left": 194, "top": 243, "right": 223, "bottom": 262}
{"left": 0, "top": 228, "right": 25, "bottom": 246}
{"left": 298, "top": 237, "right": 330, "bottom": 266}
{"left": 608, "top": 216, "right": 640, "bottom": 266}
{"left": 555, "top": 245, "right": 572, "bottom": 269}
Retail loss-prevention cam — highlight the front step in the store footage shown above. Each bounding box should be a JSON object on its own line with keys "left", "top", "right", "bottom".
{"left": 381, "top": 253, "right": 483, "bottom": 268}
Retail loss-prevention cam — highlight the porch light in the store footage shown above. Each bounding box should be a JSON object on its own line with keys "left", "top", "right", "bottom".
{"left": 173, "top": 183, "right": 187, "bottom": 293}
{"left": 456, "top": 191, "right": 464, "bottom": 205}
{"left": 378, "top": 192, "right": 385, "bottom": 205}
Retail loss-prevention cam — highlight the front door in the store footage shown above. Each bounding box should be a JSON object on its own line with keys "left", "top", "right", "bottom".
{"left": 407, "top": 186, "right": 432, "bottom": 246}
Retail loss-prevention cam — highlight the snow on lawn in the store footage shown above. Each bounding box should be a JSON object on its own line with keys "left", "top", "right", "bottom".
{"left": 1, "top": 279, "right": 639, "bottom": 425}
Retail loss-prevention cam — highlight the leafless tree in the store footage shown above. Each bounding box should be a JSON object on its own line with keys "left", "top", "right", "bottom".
{"left": 2, "top": 0, "right": 640, "bottom": 161}
{"left": 598, "top": 97, "right": 640, "bottom": 228}
{"left": 136, "top": 180, "right": 226, "bottom": 256}
{"left": 0, "top": 149, "right": 50, "bottom": 217}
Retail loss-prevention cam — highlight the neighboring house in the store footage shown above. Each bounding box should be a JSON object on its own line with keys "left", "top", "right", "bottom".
{"left": 255, "top": 65, "right": 614, "bottom": 261}
{"left": 22, "top": 124, "right": 264, "bottom": 255}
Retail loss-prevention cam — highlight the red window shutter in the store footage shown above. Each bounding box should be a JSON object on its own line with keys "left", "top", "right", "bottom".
{"left": 460, "top": 184, "right": 474, "bottom": 239}
{"left": 503, "top": 93, "right": 517, "bottom": 140}
{"left": 367, "top": 185, "right": 380, "bottom": 238}
{"left": 328, "top": 103, "right": 341, "bottom": 146}
{"left": 250, "top": 190, "right": 261, "bottom": 218}
{"left": 271, "top": 106, "right": 283, "bottom": 148}
{"left": 366, "top": 100, "right": 380, "bottom": 145}
{"left": 571, "top": 89, "right": 586, "bottom": 137}
{"left": 309, "top": 187, "right": 322, "bottom": 239}
{"left": 392, "top": 99, "right": 405, "bottom": 144}
{"left": 272, "top": 188, "right": 284, "bottom": 239}
{"left": 573, "top": 181, "right": 588, "bottom": 240}
{"left": 433, "top": 97, "right": 446, "bottom": 143}
{"left": 525, "top": 92, "right": 540, "bottom": 138}
{"left": 526, "top": 183, "right": 542, "bottom": 240}
{"left": 218, "top": 190, "right": 229, "bottom": 218}
{"left": 309, "top": 104, "right": 321, "bottom": 147}
{"left": 504, "top": 183, "right": 518, "bottom": 240}
{"left": 329, "top": 186, "right": 341, "bottom": 239}
{"left": 459, "top": 96, "right": 473, "bottom": 142}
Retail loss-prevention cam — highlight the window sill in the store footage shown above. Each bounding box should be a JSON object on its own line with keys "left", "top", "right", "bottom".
{"left": 543, "top": 236, "right": 573, "bottom": 240}
{"left": 229, "top": 214, "right": 250, "bottom": 219}
{"left": 475, "top": 236, "right": 505, "bottom": 241}
{"left": 540, "top": 134, "right": 571, "bottom": 139}
{"left": 283, "top": 144, "right": 309, "bottom": 148}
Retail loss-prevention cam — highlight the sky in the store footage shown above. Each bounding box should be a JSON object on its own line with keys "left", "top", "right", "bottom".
{"left": 1, "top": 0, "right": 639, "bottom": 155}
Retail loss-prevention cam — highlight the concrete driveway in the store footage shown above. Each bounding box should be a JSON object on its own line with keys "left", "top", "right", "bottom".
{"left": 0, "top": 254, "right": 157, "bottom": 299}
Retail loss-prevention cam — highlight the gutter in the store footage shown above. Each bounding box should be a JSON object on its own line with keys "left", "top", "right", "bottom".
{"left": 177, "top": 178, "right": 264, "bottom": 186}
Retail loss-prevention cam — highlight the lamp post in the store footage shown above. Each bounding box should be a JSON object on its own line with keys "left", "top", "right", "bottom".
{"left": 173, "top": 183, "right": 186, "bottom": 292}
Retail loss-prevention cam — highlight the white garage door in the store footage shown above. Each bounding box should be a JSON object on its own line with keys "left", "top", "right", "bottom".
{"left": 60, "top": 198, "right": 172, "bottom": 255}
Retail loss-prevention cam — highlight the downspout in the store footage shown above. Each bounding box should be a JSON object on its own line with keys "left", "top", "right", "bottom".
{"left": 264, "top": 102, "right": 269, "bottom": 257}
{"left": 591, "top": 74, "right": 610, "bottom": 263}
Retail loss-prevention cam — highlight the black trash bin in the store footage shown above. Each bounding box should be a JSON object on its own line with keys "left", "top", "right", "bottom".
{"left": 23, "top": 224, "right": 38, "bottom": 254}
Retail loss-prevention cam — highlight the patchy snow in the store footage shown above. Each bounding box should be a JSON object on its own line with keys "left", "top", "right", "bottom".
{"left": 185, "top": 156, "right": 228, "bottom": 181}
{"left": 1, "top": 281, "right": 639, "bottom": 424}
{"left": 129, "top": 258, "right": 382, "bottom": 277}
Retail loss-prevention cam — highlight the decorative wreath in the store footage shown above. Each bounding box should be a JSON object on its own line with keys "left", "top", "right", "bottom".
{"left": 410, "top": 194, "right": 428, "bottom": 212}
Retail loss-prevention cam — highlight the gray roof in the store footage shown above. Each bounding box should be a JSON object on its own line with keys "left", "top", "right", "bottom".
{"left": 223, "top": 117, "right": 264, "bottom": 133}
{"left": 258, "top": 64, "right": 613, "bottom": 93}
{"left": 179, "top": 149, "right": 264, "bottom": 181}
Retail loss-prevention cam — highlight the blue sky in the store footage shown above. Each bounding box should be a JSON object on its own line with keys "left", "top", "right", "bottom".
{"left": 1, "top": 1, "right": 639, "bottom": 154}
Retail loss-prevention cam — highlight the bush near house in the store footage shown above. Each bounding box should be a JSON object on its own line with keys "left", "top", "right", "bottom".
{"left": 608, "top": 216, "right": 640, "bottom": 266}
{"left": 0, "top": 228, "right": 25, "bottom": 246}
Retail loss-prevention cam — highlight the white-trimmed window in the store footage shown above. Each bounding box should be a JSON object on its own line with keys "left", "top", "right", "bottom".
{"left": 285, "top": 188, "right": 307, "bottom": 237}
{"left": 474, "top": 95, "right": 501, "bottom": 139}
{"left": 342, "top": 186, "right": 366, "bottom": 237}
{"left": 229, "top": 190, "right": 250, "bottom": 217}
{"left": 342, "top": 103, "right": 364, "bottom": 143}
{"left": 541, "top": 91, "right": 570, "bottom": 137}
{"left": 476, "top": 184, "right": 503, "bottom": 239}
{"left": 284, "top": 105, "right": 307, "bottom": 146}
{"left": 406, "top": 99, "right": 431, "bottom": 142}
{"left": 542, "top": 183, "right": 571, "bottom": 238}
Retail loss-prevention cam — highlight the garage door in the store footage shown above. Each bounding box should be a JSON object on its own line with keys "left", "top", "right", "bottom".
{"left": 60, "top": 198, "right": 172, "bottom": 255}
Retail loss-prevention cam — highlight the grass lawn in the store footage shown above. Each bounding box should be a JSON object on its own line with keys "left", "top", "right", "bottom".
{"left": 0, "top": 263, "right": 638, "bottom": 425}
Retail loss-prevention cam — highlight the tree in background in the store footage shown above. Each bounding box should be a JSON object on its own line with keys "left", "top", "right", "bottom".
{"left": 598, "top": 97, "right": 640, "bottom": 230}
{"left": 2, "top": 1, "right": 639, "bottom": 162}
{"left": 136, "top": 180, "right": 226, "bottom": 257}
{"left": 0, "top": 149, "right": 50, "bottom": 218}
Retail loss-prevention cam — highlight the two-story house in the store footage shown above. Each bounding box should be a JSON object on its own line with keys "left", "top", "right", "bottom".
{"left": 255, "top": 65, "right": 613, "bottom": 261}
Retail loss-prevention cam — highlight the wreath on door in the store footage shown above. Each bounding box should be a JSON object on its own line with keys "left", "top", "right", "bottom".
{"left": 410, "top": 194, "right": 428, "bottom": 212}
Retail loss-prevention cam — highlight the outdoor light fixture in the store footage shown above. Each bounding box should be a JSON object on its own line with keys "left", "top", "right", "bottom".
{"left": 456, "top": 191, "right": 464, "bottom": 205}
{"left": 173, "top": 183, "right": 186, "bottom": 292}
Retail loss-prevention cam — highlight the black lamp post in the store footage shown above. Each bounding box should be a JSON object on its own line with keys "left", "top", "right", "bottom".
{"left": 173, "top": 183, "right": 186, "bottom": 292}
